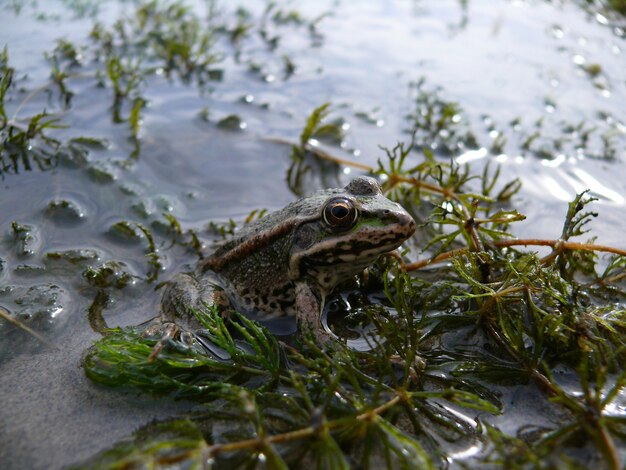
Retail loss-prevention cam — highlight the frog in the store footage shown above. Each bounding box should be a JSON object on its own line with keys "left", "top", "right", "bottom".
{"left": 146, "top": 176, "right": 416, "bottom": 355}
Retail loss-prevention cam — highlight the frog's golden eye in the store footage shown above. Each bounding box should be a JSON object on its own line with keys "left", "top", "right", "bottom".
{"left": 323, "top": 197, "right": 358, "bottom": 232}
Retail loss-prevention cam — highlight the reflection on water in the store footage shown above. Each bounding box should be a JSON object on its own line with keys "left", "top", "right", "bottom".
{"left": 570, "top": 167, "right": 625, "bottom": 203}
{"left": 0, "top": 0, "right": 625, "bottom": 468}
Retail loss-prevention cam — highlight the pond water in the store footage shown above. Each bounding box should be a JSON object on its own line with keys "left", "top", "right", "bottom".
{"left": 0, "top": 0, "right": 625, "bottom": 468}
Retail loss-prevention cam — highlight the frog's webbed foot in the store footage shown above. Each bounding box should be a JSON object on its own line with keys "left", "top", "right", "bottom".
{"left": 295, "top": 282, "right": 339, "bottom": 348}
{"left": 144, "top": 320, "right": 178, "bottom": 362}
{"left": 388, "top": 354, "right": 427, "bottom": 383}
{"left": 142, "top": 317, "right": 196, "bottom": 362}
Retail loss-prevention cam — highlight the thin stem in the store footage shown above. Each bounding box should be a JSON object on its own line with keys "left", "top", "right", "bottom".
{"left": 0, "top": 306, "right": 56, "bottom": 349}
{"left": 304, "top": 141, "right": 373, "bottom": 171}
{"left": 263, "top": 137, "right": 460, "bottom": 198}
{"left": 495, "top": 239, "right": 626, "bottom": 257}
{"left": 403, "top": 248, "right": 467, "bottom": 271}
{"left": 388, "top": 173, "right": 461, "bottom": 200}
{"left": 596, "top": 420, "right": 620, "bottom": 470}
{"left": 484, "top": 322, "right": 558, "bottom": 397}
{"left": 205, "top": 394, "right": 402, "bottom": 457}
{"left": 11, "top": 83, "right": 51, "bottom": 120}
{"left": 264, "top": 136, "right": 373, "bottom": 171}
{"left": 403, "top": 239, "right": 626, "bottom": 272}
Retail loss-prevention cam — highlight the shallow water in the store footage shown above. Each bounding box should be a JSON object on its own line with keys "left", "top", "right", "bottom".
{"left": 0, "top": 0, "right": 624, "bottom": 468}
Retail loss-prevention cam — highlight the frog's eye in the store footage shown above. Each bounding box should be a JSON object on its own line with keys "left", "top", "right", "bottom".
{"left": 323, "top": 197, "right": 358, "bottom": 232}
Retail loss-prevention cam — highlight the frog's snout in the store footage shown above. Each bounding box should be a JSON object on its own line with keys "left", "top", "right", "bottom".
{"left": 400, "top": 213, "right": 417, "bottom": 237}
{"left": 405, "top": 215, "right": 417, "bottom": 233}
{"left": 379, "top": 209, "right": 416, "bottom": 236}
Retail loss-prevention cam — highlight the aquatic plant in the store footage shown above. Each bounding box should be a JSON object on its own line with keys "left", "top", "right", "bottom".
{"left": 81, "top": 102, "right": 626, "bottom": 468}
{"left": 0, "top": 47, "right": 105, "bottom": 179}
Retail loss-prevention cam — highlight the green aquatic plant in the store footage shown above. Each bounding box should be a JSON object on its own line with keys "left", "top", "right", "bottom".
{"left": 91, "top": 1, "right": 223, "bottom": 85}
{"left": 582, "top": 0, "right": 626, "bottom": 16}
{"left": 0, "top": 47, "right": 105, "bottom": 178}
{"left": 285, "top": 102, "right": 352, "bottom": 195}
{"left": 84, "top": 307, "right": 497, "bottom": 468}
{"left": 82, "top": 104, "right": 626, "bottom": 467}
{"left": 407, "top": 78, "right": 479, "bottom": 156}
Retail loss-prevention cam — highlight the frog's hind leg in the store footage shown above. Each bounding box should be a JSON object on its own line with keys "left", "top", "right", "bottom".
{"left": 145, "top": 273, "right": 226, "bottom": 360}
{"left": 160, "top": 272, "right": 208, "bottom": 329}
{"left": 143, "top": 273, "right": 203, "bottom": 360}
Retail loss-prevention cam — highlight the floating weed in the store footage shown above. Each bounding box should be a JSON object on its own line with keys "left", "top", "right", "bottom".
{"left": 45, "top": 38, "right": 83, "bottom": 107}
{"left": 161, "top": 212, "right": 204, "bottom": 257}
{"left": 59, "top": 0, "right": 328, "bottom": 166}
{"left": 407, "top": 78, "right": 479, "bottom": 157}
{"left": 0, "top": 46, "right": 12, "bottom": 122}
{"left": 11, "top": 221, "right": 40, "bottom": 257}
{"left": 483, "top": 111, "right": 624, "bottom": 162}
{"left": 3, "top": 0, "right": 333, "bottom": 173}
{"left": 206, "top": 208, "right": 267, "bottom": 241}
{"left": 285, "top": 102, "right": 350, "bottom": 195}
{"left": 0, "top": 48, "right": 103, "bottom": 178}
{"left": 128, "top": 96, "right": 145, "bottom": 160}
{"left": 84, "top": 306, "right": 496, "bottom": 467}
{"left": 68, "top": 418, "right": 208, "bottom": 470}
{"left": 107, "top": 221, "right": 162, "bottom": 283}
{"left": 91, "top": 0, "right": 223, "bottom": 89}
{"left": 83, "top": 260, "right": 137, "bottom": 290}
{"left": 216, "top": 114, "right": 245, "bottom": 131}
{"left": 207, "top": 218, "right": 238, "bottom": 240}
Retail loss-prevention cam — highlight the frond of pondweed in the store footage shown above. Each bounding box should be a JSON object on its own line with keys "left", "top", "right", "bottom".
{"left": 82, "top": 290, "right": 504, "bottom": 467}
{"left": 561, "top": 191, "right": 599, "bottom": 241}
{"left": 194, "top": 306, "right": 284, "bottom": 374}
{"left": 0, "top": 46, "right": 12, "bottom": 122}
{"left": 299, "top": 102, "right": 331, "bottom": 147}
{"left": 67, "top": 418, "right": 209, "bottom": 470}
{"left": 83, "top": 319, "right": 285, "bottom": 399}
{"left": 359, "top": 416, "right": 435, "bottom": 469}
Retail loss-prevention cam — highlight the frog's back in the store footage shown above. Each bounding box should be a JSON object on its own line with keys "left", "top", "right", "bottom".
{"left": 205, "top": 188, "right": 340, "bottom": 265}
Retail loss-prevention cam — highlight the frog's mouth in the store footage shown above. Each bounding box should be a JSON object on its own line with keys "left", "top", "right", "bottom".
{"left": 305, "top": 231, "right": 410, "bottom": 265}
{"left": 288, "top": 215, "right": 416, "bottom": 280}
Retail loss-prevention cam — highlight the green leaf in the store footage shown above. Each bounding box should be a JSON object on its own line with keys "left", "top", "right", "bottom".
{"left": 311, "top": 428, "right": 351, "bottom": 470}
{"left": 365, "top": 416, "right": 435, "bottom": 469}
{"left": 0, "top": 46, "right": 13, "bottom": 121}
{"left": 129, "top": 97, "right": 145, "bottom": 139}
{"left": 300, "top": 102, "right": 331, "bottom": 147}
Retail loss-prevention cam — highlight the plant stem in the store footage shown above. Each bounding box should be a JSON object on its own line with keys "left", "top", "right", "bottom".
{"left": 596, "top": 420, "right": 620, "bottom": 470}
{"left": 495, "top": 239, "right": 626, "bottom": 257}
{"left": 204, "top": 394, "right": 402, "bottom": 457}
{"left": 403, "top": 239, "right": 626, "bottom": 272}
{"left": 263, "top": 137, "right": 459, "bottom": 198}
{"left": 0, "top": 306, "right": 56, "bottom": 349}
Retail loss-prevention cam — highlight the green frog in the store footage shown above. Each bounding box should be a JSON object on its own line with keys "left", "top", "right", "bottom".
{"left": 147, "top": 176, "right": 416, "bottom": 353}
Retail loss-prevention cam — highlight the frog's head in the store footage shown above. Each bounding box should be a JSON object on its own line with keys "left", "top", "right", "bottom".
{"left": 289, "top": 176, "right": 416, "bottom": 293}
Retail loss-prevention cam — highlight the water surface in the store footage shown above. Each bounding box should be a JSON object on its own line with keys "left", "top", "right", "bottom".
{"left": 0, "top": 0, "right": 624, "bottom": 468}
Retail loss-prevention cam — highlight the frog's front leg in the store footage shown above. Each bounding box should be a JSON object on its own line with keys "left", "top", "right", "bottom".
{"left": 294, "top": 282, "right": 338, "bottom": 347}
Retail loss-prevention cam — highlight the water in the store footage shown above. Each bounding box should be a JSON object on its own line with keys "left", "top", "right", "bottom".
{"left": 0, "top": 0, "right": 624, "bottom": 468}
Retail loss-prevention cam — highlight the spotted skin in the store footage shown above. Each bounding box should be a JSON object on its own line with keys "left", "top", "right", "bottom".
{"left": 156, "top": 176, "right": 416, "bottom": 345}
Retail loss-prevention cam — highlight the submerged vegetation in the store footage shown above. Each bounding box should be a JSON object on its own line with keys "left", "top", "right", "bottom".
{"left": 1, "top": 0, "right": 626, "bottom": 469}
